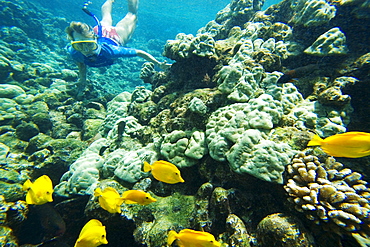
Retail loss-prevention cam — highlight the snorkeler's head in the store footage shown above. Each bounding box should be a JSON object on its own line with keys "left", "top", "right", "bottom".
{"left": 65, "top": 21, "right": 96, "bottom": 41}
{"left": 66, "top": 22, "right": 100, "bottom": 56}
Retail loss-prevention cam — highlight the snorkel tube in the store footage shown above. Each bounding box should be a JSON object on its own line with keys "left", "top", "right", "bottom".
{"left": 82, "top": 1, "right": 102, "bottom": 37}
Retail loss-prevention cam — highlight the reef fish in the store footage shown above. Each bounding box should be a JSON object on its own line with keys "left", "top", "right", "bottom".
{"left": 122, "top": 190, "right": 157, "bottom": 205}
{"left": 307, "top": 131, "right": 370, "bottom": 158}
{"left": 94, "top": 187, "right": 125, "bottom": 214}
{"left": 74, "top": 219, "right": 108, "bottom": 247}
{"left": 22, "top": 175, "right": 54, "bottom": 205}
{"left": 167, "top": 229, "right": 221, "bottom": 247}
{"left": 277, "top": 64, "right": 320, "bottom": 84}
{"left": 143, "top": 160, "right": 185, "bottom": 184}
{"left": 17, "top": 203, "right": 66, "bottom": 245}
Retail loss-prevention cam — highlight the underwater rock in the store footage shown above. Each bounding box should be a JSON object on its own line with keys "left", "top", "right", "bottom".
{"left": 304, "top": 27, "right": 348, "bottom": 56}
{"left": 256, "top": 213, "right": 315, "bottom": 247}
{"left": 31, "top": 112, "right": 52, "bottom": 133}
{"left": 209, "top": 187, "right": 232, "bottom": 231}
{"left": 0, "top": 98, "right": 26, "bottom": 126}
{"left": 24, "top": 135, "right": 85, "bottom": 182}
{"left": 131, "top": 86, "right": 152, "bottom": 103}
{"left": 133, "top": 192, "right": 195, "bottom": 247}
{"left": 285, "top": 151, "right": 370, "bottom": 238}
{"left": 0, "top": 195, "right": 28, "bottom": 226}
{"left": 24, "top": 133, "right": 53, "bottom": 154}
{"left": 0, "top": 181, "right": 23, "bottom": 202}
{"left": 149, "top": 88, "right": 223, "bottom": 133}
{"left": 191, "top": 182, "right": 214, "bottom": 232}
{"left": 0, "top": 142, "right": 9, "bottom": 162}
{"left": 15, "top": 121, "right": 39, "bottom": 142}
{"left": 81, "top": 119, "right": 104, "bottom": 141}
{"left": 223, "top": 214, "right": 251, "bottom": 247}
{"left": 0, "top": 226, "right": 18, "bottom": 247}
{"left": 128, "top": 100, "right": 158, "bottom": 125}
{"left": 0, "top": 84, "right": 25, "bottom": 99}
{"left": 17, "top": 204, "right": 66, "bottom": 245}
{"left": 27, "top": 148, "right": 51, "bottom": 164}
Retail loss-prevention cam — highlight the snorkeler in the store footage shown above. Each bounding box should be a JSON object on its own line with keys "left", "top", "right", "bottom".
{"left": 65, "top": 0, "right": 170, "bottom": 95}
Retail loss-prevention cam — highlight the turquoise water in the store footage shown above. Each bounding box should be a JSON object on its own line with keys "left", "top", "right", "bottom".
{"left": 34, "top": 0, "right": 280, "bottom": 40}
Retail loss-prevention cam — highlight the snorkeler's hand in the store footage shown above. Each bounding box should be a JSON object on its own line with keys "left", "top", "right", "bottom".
{"left": 159, "top": 61, "right": 172, "bottom": 70}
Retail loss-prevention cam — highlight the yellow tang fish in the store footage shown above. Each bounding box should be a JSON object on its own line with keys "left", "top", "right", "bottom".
{"left": 143, "top": 160, "right": 185, "bottom": 184}
{"left": 94, "top": 187, "right": 125, "bottom": 214}
{"left": 74, "top": 219, "right": 108, "bottom": 247}
{"left": 22, "top": 175, "right": 53, "bottom": 205}
{"left": 167, "top": 229, "right": 221, "bottom": 247}
{"left": 307, "top": 131, "right": 370, "bottom": 158}
{"left": 122, "top": 190, "right": 157, "bottom": 205}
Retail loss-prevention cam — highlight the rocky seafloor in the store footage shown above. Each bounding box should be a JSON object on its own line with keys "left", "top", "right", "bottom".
{"left": 1, "top": 0, "right": 370, "bottom": 246}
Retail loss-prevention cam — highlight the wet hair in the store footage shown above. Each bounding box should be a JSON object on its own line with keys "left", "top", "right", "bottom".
{"left": 65, "top": 21, "right": 96, "bottom": 41}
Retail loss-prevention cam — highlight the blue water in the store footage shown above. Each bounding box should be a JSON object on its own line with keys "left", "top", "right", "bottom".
{"left": 40, "top": 0, "right": 281, "bottom": 41}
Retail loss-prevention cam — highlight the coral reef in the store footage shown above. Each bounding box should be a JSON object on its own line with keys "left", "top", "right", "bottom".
{"left": 1, "top": 0, "right": 370, "bottom": 246}
{"left": 290, "top": 0, "right": 337, "bottom": 27}
{"left": 284, "top": 151, "right": 370, "bottom": 237}
{"left": 304, "top": 27, "right": 348, "bottom": 56}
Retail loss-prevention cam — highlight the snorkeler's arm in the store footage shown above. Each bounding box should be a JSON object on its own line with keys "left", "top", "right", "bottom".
{"left": 77, "top": 62, "right": 87, "bottom": 84}
{"left": 135, "top": 49, "right": 171, "bottom": 69}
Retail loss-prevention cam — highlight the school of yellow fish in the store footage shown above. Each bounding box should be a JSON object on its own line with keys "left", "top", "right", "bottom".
{"left": 24, "top": 131, "right": 370, "bottom": 246}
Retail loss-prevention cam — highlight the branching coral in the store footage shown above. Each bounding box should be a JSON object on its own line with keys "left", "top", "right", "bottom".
{"left": 284, "top": 151, "right": 370, "bottom": 238}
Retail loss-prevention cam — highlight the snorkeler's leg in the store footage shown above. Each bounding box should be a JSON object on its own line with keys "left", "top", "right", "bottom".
{"left": 115, "top": 12, "right": 137, "bottom": 45}
{"left": 100, "top": 0, "right": 114, "bottom": 26}
{"left": 115, "top": 0, "right": 138, "bottom": 44}
{"left": 128, "top": 0, "right": 138, "bottom": 14}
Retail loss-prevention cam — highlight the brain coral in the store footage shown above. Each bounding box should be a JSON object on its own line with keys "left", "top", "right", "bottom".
{"left": 206, "top": 94, "right": 295, "bottom": 183}
{"left": 226, "top": 129, "right": 294, "bottom": 184}
{"left": 160, "top": 130, "right": 207, "bottom": 168}
{"left": 206, "top": 94, "right": 283, "bottom": 161}
{"left": 290, "top": 0, "right": 337, "bottom": 27}
{"left": 284, "top": 151, "right": 370, "bottom": 238}
{"left": 304, "top": 27, "right": 348, "bottom": 56}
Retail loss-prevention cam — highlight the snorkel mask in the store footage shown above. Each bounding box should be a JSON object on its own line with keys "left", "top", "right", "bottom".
{"left": 71, "top": 40, "right": 98, "bottom": 52}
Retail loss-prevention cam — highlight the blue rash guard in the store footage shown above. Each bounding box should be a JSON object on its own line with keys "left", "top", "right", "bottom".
{"left": 68, "top": 38, "right": 137, "bottom": 67}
